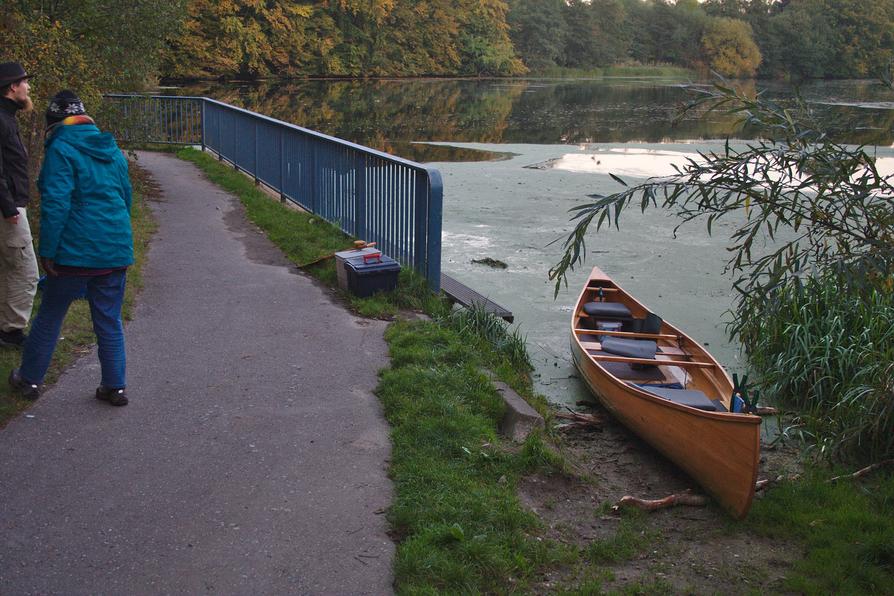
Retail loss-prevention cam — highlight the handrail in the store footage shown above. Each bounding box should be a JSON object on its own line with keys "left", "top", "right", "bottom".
{"left": 103, "top": 93, "right": 443, "bottom": 290}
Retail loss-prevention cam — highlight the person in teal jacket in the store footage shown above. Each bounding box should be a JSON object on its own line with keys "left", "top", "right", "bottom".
{"left": 9, "top": 90, "right": 133, "bottom": 405}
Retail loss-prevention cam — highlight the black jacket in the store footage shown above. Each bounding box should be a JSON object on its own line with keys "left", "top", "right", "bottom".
{"left": 0, "top": 96, "right": 30, "bottom": 218}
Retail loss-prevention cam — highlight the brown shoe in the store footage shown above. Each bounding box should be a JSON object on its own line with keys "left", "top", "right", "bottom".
{"left": 96, "top": 386, "right": 128, "bottom": 406}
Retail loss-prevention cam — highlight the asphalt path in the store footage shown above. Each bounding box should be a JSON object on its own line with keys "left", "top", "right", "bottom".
{"left": 0, "top": 151, "right": 394, "bottom": 595}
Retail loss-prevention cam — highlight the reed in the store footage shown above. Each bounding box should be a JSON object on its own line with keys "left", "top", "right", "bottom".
{"left": 440, "top": 304, "right": 533, "bottom": 373}
{"left": 742, "top": 274, "right": 894, "bottom": 462}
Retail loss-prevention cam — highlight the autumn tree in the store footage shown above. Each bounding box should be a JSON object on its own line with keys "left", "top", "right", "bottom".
{"left": 701, "top": 17, "right": 762, "bottom": 77}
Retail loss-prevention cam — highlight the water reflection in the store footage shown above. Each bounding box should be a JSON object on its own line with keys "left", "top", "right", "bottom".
{"left": 176, "top": 78, "right": 894, "bottom": 161}
{"left": 547, "top": 147, "right": 702, "bottom": 177}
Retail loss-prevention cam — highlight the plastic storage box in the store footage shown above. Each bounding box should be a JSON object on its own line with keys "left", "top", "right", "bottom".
{"left": 344, "top": 254, "right": 400, "bottom": 297}
{"left": 335, "top": 247, "right": 381, "bottom": 291}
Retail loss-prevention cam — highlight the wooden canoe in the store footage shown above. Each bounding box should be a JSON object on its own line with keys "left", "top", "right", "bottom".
{"left": 570, "top": 267, "right": 761, "bottom": 518}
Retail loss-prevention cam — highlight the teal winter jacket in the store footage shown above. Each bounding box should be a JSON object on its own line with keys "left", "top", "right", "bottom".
{"left": 37, "top": 122, "right": 133, "bottom": 268}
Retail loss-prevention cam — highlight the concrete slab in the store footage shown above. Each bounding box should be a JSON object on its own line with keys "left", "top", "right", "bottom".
{"left": 0, "top": 152, "right": 394, "bottom": 594}
{"left": 495, "top": 379, "right": 545, "bottom": 442}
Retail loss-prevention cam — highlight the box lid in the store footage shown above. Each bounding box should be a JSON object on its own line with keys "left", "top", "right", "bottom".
{"left": 334, "top": 247, "right": 381, "bottom": 261}
{"left": 345, "top": 254, "right": 401, "bottom": 273}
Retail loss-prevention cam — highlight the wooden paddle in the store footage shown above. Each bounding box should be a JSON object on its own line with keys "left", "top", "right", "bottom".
{"left": 297, "top": 240, "right": 377, "bottom": 268}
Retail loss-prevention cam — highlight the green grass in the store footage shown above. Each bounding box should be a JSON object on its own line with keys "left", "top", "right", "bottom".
{"left": 747, "top": 469, "right": 894, "bottom": 595}
{"left": 0, "top": 164, "right": 157, "bottom": 426}
{"left": 381, "top": 320, "right": 574, "bottom": 593}
{"left": 176, "top": 147, "right": 449, "bottom": 319}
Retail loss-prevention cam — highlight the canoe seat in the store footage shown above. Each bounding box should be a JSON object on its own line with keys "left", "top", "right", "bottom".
{"left": 594, "top": 353, "right": 668, "bottom": 381}
{"left": 602, "top": 336, "right": 657, "bottom": 359}
{"left": 582, "top": 301, "right": 631, "bottom": 319}
{"left": 637, "top": 385, "right": 718, "bottom": 411}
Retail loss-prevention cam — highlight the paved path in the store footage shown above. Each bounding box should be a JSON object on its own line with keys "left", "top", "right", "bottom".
{"left": 0, "top": 152, "right": 394, "bottom": 595}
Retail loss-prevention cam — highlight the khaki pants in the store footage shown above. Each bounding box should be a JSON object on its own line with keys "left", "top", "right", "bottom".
{"left": 0, "top": 208, "right": 39, "bottom": 333}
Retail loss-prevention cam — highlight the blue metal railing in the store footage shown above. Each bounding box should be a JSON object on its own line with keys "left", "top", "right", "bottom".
{"left": 104, "top": 94, "right": 442, "bottom": 291}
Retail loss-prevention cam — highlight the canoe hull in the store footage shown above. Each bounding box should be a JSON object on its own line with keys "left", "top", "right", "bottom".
{"left": 571, "top": 267, "right": 761, "bottom": 518}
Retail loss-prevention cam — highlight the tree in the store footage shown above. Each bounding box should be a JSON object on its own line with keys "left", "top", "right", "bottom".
{"left": 7, "top": 0, "right": 186, "bottom": 90}
{"left": 562, "top": 0, "right": 630, "bottom": 68}
{"left": 757, "top": 1, "right": 834, "bottom": 79}
{"left": 2, "top": 1, "right": 184, "bottom": 179}
{"left": 622, "top": 0, "right": 708, "bottom": 68}
{"left": 507, "top": 0, "right": 568, "bottom": 70}
{"left": 457, "top": 0, "right": 525, "bottom": 76}
{"left": 701, "top": 17, "right": 762, "bottom": 77}
{"left": 820, "top": 0, "right": 894, "bottom": 78}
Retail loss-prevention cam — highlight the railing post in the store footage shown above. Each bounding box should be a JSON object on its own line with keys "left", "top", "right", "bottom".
{"left": 200, "top": 99, "right": 206, "bottom": 151}
{"left": 310, "top": 145, "right": 318, "bottom": 215}
{"left": 217, "top": 103, "right": 223, "bottom": 161}
{"left": 254, "top": 120, "right": 260, "bottom": 185}
{"left": 355, "top": 154, "right": 367, "bottom": 240}
{"left": 413, "top": 172, "right": 428, "bottom": 278}
{"left": 279, "top": 131, "right": 286, "bottom": 203}
{"left": 424, "top": 168, "right": 443, "bottom": 292}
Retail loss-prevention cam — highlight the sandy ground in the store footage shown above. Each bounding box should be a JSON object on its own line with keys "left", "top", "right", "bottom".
{"left": 522, "top": 405, "right": 805, "bottom": 594}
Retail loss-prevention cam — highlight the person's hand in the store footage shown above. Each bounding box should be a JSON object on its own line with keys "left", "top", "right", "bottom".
{"left": 41, "top": 257, "right": 57, "bottom": 277}
{"left": 4, "top": 214, "right": 19, "bottom": 225}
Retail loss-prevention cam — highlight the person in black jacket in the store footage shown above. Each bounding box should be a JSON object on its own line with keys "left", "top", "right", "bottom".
{"left": 0, "top": 62, "right": 39, "bottom": 348}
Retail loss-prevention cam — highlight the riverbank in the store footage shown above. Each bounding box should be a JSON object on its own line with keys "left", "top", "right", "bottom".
{"left": 180, "top": 147, "right": 894, "bottom": 594}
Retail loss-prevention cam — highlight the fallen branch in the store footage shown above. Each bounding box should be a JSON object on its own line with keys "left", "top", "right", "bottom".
{"left": 755, "top": 474, "right": 801, "bottom": 492}
{"left": 827, "top": 459, "right": 894, "bottom": 484}
{"left": 613, "top": 490, "right": 707, "bottom": 513}
{"left": 555, "top": 410, "right": 602, "bottom": 428}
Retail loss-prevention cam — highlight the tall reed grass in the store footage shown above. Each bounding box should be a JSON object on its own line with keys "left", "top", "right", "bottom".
{"left": 742, "top": 275, "right": 894, "bottom": 462}
{"left": 440, "top": 304, "right": 533, "bottom": 373}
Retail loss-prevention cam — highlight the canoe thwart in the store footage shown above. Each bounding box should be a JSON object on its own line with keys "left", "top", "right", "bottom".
{"left": 573, "top": 328, "right": 682, "bottom": 341}
{"left": 586, "top": 351, "right": 715, "bottom": 368}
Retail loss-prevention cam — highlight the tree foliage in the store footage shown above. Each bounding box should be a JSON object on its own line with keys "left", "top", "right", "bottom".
{"left": 150, "top": 0, "right": 894, "bottom": 80}
{"left": 2, "top": 1, "right": 184, "bottom": 178}
{"left": 4, "top": 0, "right": 186, "bottom": 90}
{"left": 165, "top": 0, "right": 523, "bottom": 78}
{"left": 701, "top": 17, "right": 762, "bottom": 77}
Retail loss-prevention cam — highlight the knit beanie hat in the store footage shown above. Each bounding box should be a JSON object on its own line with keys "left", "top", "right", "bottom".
{"left": 46, "top": 90, "right": 86, "bottom": 125}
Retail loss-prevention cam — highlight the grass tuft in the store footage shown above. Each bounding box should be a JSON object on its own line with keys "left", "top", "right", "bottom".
{"left": 440, "top": 303, "right": 533, "bottom": 373}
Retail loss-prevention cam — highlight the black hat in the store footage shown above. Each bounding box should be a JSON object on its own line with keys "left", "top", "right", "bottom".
{"left": 46, "top": 90, "right": 86, "bottom": 125}
{"left": 0, "top": 62, "right": 29, "bottom": 87}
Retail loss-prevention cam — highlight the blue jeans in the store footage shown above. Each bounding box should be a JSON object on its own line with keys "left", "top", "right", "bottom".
{"left": 20, "top": 270, "right": 127, "bottom": 388}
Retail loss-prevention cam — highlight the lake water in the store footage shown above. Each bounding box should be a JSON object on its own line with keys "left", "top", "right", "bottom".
{"left": 177, "top": 78, "right": 894, "bottom": 406}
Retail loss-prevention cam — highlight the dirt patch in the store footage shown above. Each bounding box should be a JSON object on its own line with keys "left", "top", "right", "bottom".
{"left": 522, "top": 405, "right": 803, "bottom": 593}
{"left": 129, "top": 159, "right": 165, "bottom": 202}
